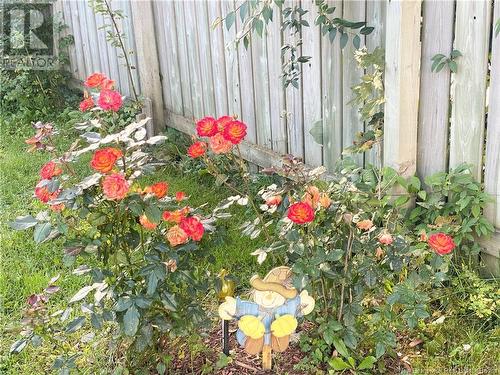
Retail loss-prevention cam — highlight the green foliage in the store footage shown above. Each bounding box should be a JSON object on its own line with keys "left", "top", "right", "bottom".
{"left": 431, "top": 50, "right": 462, "bottom": 73}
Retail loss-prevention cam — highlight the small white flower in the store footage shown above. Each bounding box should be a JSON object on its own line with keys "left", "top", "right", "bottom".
{"left": 237, "top": 196, "right": 248, "bottom": 206}
{"left": 463, "top": 344, "right": 471, "bottom": 352}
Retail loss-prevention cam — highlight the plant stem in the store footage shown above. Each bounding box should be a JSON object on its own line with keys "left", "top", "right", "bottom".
{"left": 338, "top": 229, "right": 353, "bottom": 322}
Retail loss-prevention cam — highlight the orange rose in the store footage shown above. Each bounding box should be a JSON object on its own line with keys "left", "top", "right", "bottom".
{"left": 102, "top": 173, "right": 129, "bottom": 200}
{"left": 101, "top": 78, "right": 115, "bottom": 90}
{"left": 378, "top": 232, "right": 394, "bottom": 245}
{"left": 162, "top": 208, "right": 188, "bottom": 224}
{"left": 49, "top": 203, "right": 65, "bottom": 212}
{"left": 216, "top": 116, "right": 234, "bottom": 132}
{"left": 319, "top": 193, "right": 332, "bottom": 209}
{"left": 85, "top": 72, "right": 107, "bottom": 88}
{"left": 35, "top": 183, "right": 59, "bottom": 203}
{"left": 196, "top": 117, "right": 218, "bottom": 137}
{"left": 287, "top": 202, "right": 315, "bottom": 224}
{"left": 209, "top": 133, "right": 232, "bottom": 154}
{"left": 266, "top": 195, "right": 282, "bottom": 206}
{"left": 40, "top": 161, "right": 62, "bottom": 180}
{"left": 139, "top": 214, "right": 157, "bottom": 230}
{"left": 303, "top": 185, "right": 321, "bottom": 208}
{"left": 79, "top": 97, "right": 94, "bottom": 112}
{"left": 90, "top": 147, "right": 123, "bottom": 173}
{"left": 179, "top": 216, "right": 204, "bottom": 241}
{"left": 356, "top": 219, "right": 374, "bottom": 231}
{"left": 222, "top": 120, "right": 247, "bottom": 144}
{"left": 98, "top": 89, "right": 123, "bottom": 112}
{"left": 176, "top": 191, "right": 187, "bottom": 202}
{"left": 187, "top": 141, "right": 207, "bottom": 158}
{"left": 148, "top": 181, "right": 168, "bottom": 199}
{"left": 428, "top": 233, "right": 455, "bottom": 256}
{"left": 166, "top": 225, "right": 189, "bottom": 247}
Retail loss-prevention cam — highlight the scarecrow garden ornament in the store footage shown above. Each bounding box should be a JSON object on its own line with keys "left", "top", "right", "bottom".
{"left": 218, "top": 266, "right": 315, "bottom": 369}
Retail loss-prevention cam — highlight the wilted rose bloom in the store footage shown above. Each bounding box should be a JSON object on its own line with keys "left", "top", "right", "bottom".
{"left": 101, "top": 78, "right": 115, "bottom": 90}
{"left": 79, "top": 97, "right": 94, "bottom": 112}
{"left": 196, "top": 117, "right": 218, "bottom": 137}
{"left": 50, "top": 203, "right": 65, "bottom": 212}
{"left": 166, "top": 225, "right": 189, "bottom": 247}
{"left": 356, "top": 219, "right": 374, "bottom": 231}
{"left": 162, "top": 207, "right": 188, "bottom": 224}
{"left": 428, "top": 233, "right": 456, "bottom": 256}
{"left": 287, "top": 202, "right": 315, "bottom": 224}
{"left": 139, "top": 214, "right": 157, "bottom": 230}
{"left": 35, "top": 184, "right": 59, "bottom": 203}
{"left": 303, "top": 185, "right": 320, "bottom": 208}
{"left": 98, "top": 89, "right": 123, "bottom": 111}
{"left": 164, "top": 259, "right": 177, "bottom": 272}
{"left": 102, "top": 173, "right": 129, "bottom": 200}
{"left": 265, "top": 195, "right": 282, "bottom": 206}
{"left": 90, "top": 147, "right": 123, "bottom": 173}
{"left": 319, "top": 193, "right": 332, "bottom": 209}
{"left": 187, "top": 141, "right": 207, "bottom": 158}
{"left": 216, "top": 115, "right": 234, "bottom": 132}
{"left": 180, "top": 216, "right": 204, "bottom": 241}
{"left": 378, "top": 232, "right": 394, "bottom": 245}
{"left": 147, "top": 181, "right": 168, "bottom": 199}
{"left": 419, "top": 230, "right": 428, "bottom": 242}
{"left": 85, "top": 72, "right": 106, "bottom": 88}
{"left": 375, "top": 247, "right": 385, "bottom": 259}
{"left": 222, "top": 120, "right": 247, "bottom": 144}
{"left": 176, "top": 191, "right": 187, "bottom": 202}
{"left": 209, "top": 133, "right": 233, "bottom": 154}
{"left": 40, "top": 161, "right": 62, "bottom": 180}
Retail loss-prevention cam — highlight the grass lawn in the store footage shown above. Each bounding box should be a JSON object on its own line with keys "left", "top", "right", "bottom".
{"left": 1, "top": 116, "right": 498, "bottom": 374}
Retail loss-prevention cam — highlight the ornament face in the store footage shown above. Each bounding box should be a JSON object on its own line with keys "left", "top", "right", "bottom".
{"left": 218, "top": 266, "right": 315, "bottom": 369}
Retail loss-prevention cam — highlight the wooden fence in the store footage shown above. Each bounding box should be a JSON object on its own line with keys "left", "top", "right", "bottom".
{"left": 59, "top": 0, "right": 499, "bottom": 274}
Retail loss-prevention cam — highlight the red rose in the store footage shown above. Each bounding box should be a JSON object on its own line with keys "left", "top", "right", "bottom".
{"left": 180, "top": 216, "right": 204, "bottom": 241}
{"left": 139, "top": 214, "right": 157, "bottom": 230}
{"left": 35, "top": 183, "right": 59, "bottom": 203}
{"left": 85, "top": 72, "right": 107, "bottom": 88}
{"left": 79, "top": 97, "right": 94, "bottom": 112}
{"left": 209, "top": 133, "right": 233, "bottom": 154}
{"left": 90, "top": 147, "right": 123, "bottom": 173}
{"left": 196, "top": 117, "right": 218, "bottom": 137}
{"left": 428, "top": 233, "right": 455, "bottom": 256}
{"left": 176, "top": 191, "right": 187, "bottom": 202}
{"left": 40, "top": 161, "right": 62, "bottom": 180}
{"left": 102, "top": 173, "right": 129, "bottom": 200}
{"left": 287, "top": 202, "right": 315, "bottom": 224}
{"left": 222, "top": 120, "right": 247, "bottom": 144}
{"left": 216, "top": 116, "right": 234, "bottom": 132}
{"left": 378, "top": 232, "right": 394, "bottom": 245}
{"left": 166, "top": 225, "right": 189, "bottom": 247}
{"left": 188, "top": 141, "right": 207, "bottom": 158}
{"left": 98, "top": 89, "right": 123, "bottom": 111}
{"left": 147, "top": 181, "right": 168, "bottom": 199}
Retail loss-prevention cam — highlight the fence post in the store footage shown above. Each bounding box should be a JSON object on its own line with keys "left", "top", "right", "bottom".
{"left": 383, "top": 0, "right": 421, "bottom": 178}
{"left": 130, "top": 0, "right": 165, "bottom": 135}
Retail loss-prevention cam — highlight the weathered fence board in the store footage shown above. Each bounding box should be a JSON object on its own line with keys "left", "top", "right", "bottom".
{"left": 417, "top": 0, "right": 455, "bottom": 181}
{"left": 449, "top": 0, "right": 492, "bottom": 180}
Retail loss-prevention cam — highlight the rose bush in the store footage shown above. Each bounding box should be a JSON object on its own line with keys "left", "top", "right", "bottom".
{"left": 9, "top": 74, "right": 232, "bottom": 368}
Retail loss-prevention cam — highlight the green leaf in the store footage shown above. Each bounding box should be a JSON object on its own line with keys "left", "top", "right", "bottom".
{"left": 358, "top": 356, "right": 377, "bottom": 370}
{"left": 34, "top": 222, "right": 52, "bottom": 243}
{"left": 10, "top": 339, "right": 28, "bottom": 354}
{"left": 451, "top": 49, "right": 462, "bottom": 58}
{"left": 340, "top": 32, "right": 348, "bottom": 49}
{"left": 375, "top": 342, "right": 386, "bottom": 358}
{"left": 161, "top": 292, "right": 177, "bottom": 311}
{"left": 239, "top": 2, "right": 248, "bottom": 21}
{"left": 329, "top": 357, "right": 351, "bottom": 370}
{"left": 225, "top": 11, "right": 235, "bottom": 31}
{"left": 254, "top": 19, "right": 264, "bottom": 37}
{"left": 9, "top": 215, "right": 38, "bottom": 230}
{"left": 417, "top": 190, "right": 427, "bottom": 200}
{"left": 262, "top": 5, "right": 273, "bottom": 24}
{"left": 448, "top": 60, "right": 458, "bottom": 73}
{"left": 309, "top": 120, "right": 323, "bottom": 145}
{"left": 145, "top": 205, "right": 161, "bottom": 224}
{"left": 360, "top": 26, "right": 374, "bottom": 35}
{"left": 333, "top": 337, "right": 349, "bottom": 358}
{"left": 328, "top": 28, "right": 337, "bottom": 42}
{"left": 65, "top": 316, "right": 85, "bottom": 333}
{"left": 393, "top": 195, "right": 410, "bottom": 207}
{"left": 353, "top": 34, "right": 360, "bottom": 49}
{"left": 123, "top": 306, "right": 140, "bottom": 336}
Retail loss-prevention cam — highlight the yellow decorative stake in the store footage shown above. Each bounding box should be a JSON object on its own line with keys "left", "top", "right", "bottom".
{"left": 218, "top": 266, "right": 315, "bottom": 370}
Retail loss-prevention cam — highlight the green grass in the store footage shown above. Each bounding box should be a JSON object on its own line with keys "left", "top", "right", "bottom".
{"left": 0, "top": 116, "right": 267, "bottom": 374}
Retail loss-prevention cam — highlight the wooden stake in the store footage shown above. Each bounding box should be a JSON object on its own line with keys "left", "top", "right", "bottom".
{"left": 262, "top": 344, "right": 272, "bottom": 370}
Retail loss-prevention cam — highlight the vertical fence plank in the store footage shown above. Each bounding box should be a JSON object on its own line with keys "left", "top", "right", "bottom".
{"left": 417, "top": 0, "right": 455, "bottom": 180}
{"left": 173, "top": 1, "right": 194, "bottom": 118}
{"left": 301, "top": 0, "right": 323, "bottom": 166}
{"left": 221, "top": 1, "right": 242, "bottom": 117}
{"left": 284, "top": 0, "right": 304, "bottom": 160}
{"left": 82, "top": 2, "right": 101, "bottom": 73}
{"left": 383, "top": 0, "right": 421, "bottom": 177}
{"left": 59, "top": 0, "right": 78, "bottom": 77}
{"left": 94, "top": 12, "right": 111, "bottom": 79}
{"left": 342, "top": 0, "right": 365, "bottom": 167}
{"left": 267, "top": 9, "right": 287, "bottom": 154}
{"left": 196, "top": 2, "right": 216, "bottom": 117}
{"left": 113, "top": 1, "right": 132, "bottom": 96}
{"left": 235, "top": 1, "right": 257, "bottom": 143}
{"left": 252, "top": 29, "right": 272, "bottom": 149}
{"left": 153, "top": 1, "right": 172, "bottom": 112}
{"left": 75, "top": 0, "right": 94, "bottom": 75}
{"left": 364, "top": 0, "right": 386, "bottom": 167}
{"left": 321, "top": 0, "right": 342, "bottom": 172}
{"left": 207, "top": 2, "right": 229, "bottom": 118}
{"left": 67, "top": 1, "right": 87, "bottom": 80}
{"left": 449, "top": 1, "right": 491, "bottom": 180}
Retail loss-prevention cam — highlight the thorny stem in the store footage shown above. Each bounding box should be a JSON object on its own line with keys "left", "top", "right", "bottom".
{"left": 338, "top": 229, "right": 353, "bottom": 322}
{"left": 103, "top": 0, "right": 139, "bottom": 101}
